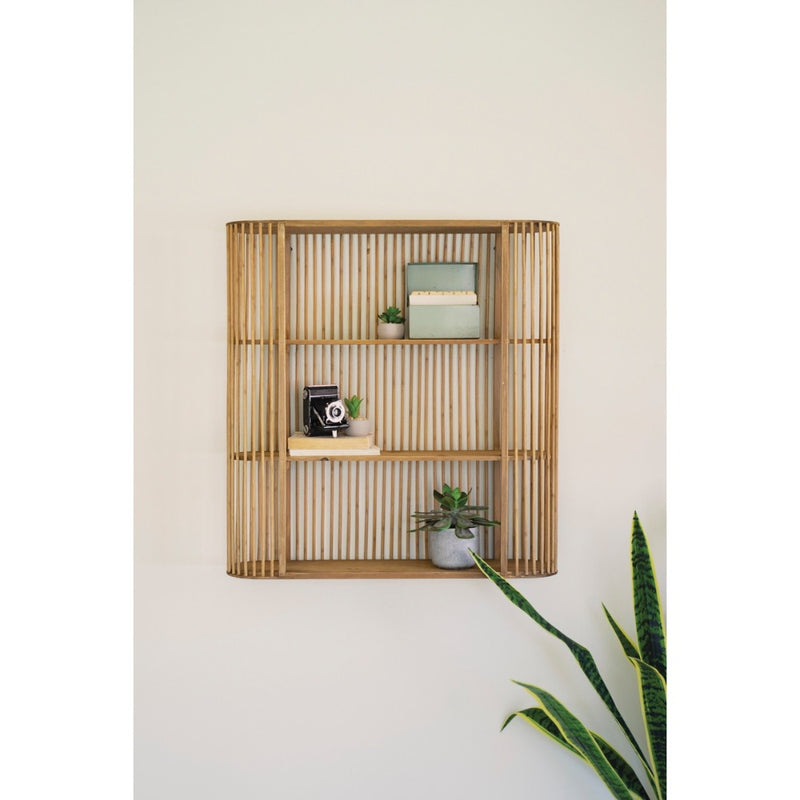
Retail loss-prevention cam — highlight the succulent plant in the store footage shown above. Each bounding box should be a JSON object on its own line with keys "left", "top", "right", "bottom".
{"left": 378, "top": 306, "right": 405, "bottom": 324}
{"left": 343, "top": 395, "right": 364, "bottom": 419}
{"left": 410, "top": 484, "right": 499, "bottom": 539}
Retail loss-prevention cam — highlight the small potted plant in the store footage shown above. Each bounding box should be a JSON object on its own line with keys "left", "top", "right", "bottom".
{"left": 377, "top": 306, "right": 405, "bottom": 339}
{"left": 410, "top": 484, "right": 499, "bottom": 569}
{"left": 342, "top": 394, "right": 370, "bottom": 437}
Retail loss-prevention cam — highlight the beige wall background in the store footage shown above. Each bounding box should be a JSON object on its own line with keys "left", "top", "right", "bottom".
{"left": 135, "top": 0, "right": 665, "bottom": 797}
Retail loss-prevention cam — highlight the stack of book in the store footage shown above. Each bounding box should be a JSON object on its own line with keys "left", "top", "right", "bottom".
{"left": 287, "top": 433, "right": 380, "bottom": 457}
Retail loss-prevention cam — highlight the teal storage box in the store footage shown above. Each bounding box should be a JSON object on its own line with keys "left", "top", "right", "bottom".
{"left": 406, "top": 262, "right": 480, "bottom": 339}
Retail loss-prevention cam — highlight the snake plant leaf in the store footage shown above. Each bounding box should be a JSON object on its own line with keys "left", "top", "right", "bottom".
{"left": 603, "top": 604, "right": 641, "bottom": 661}
{"left": 629, "top": 658, "right": 666, "bottom": 800}
{"left": 506, "top": 707, "right": 651, "bottom": 800}
{"left": 631, "top": 513, "right": 666, "bottom": 680}
{"left": 470, "top": 551, "right": 651, "bottom": 772}
{"left": 590, "top": 730, "right": 651, "bottom": 800}
{"left": 514, "top": 683, "right": 638, "bottom": 800}
{"left": 503, "top": 707, "right": 581, "bottom": 755}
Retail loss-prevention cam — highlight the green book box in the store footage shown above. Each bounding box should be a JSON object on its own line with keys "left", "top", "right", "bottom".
{"left": 406, "top": 262, "right": 480, "bottom": 339}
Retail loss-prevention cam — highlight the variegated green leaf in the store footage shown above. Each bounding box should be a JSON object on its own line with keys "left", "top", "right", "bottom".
{"left": 506, "top": 707, "right": 650, "bottom": 799}
{"left": 503, "top": 707, "right": 581, "bottom": 756}
{"left": 631, "top": 513, "right": 666, "bottom": 680}
{"left": 470, "top": 551, "right": 652, "bottom": 774}
{"left": 603, "top": 604, "right": 640, "bottom": 660}
{"left": 591, "top": 729, "right": 651, "bottom": 800}
{"left": 468, "top": 516, "right": 500, "bottom": 527}
{"left": 630, "top": 658, "right": 666, "bottom": 800}
{"left": 514, "top": 683, "right": 637, "bottom": 800}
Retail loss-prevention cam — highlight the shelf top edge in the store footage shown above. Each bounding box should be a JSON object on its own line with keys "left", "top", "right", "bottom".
{"left": 226, "top": 219, "right": 559, "bottom": 233}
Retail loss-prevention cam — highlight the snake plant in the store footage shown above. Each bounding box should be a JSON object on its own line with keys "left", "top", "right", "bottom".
{"left": 471, "top": 513, "right": 666, "bottom": 799}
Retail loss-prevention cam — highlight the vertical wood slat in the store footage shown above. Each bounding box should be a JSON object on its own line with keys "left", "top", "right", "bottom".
{"left": 249, "top": 224, "right": 258, "bottom": 573}
{"left": 226, "top": 224, "right": 234, "bottom": 574}
{"left": 523, "top": 222, "right": 531, "bottom": 573}
{"left": 276, "top": 224, "right": 288, "bottom": 575}
{"left": 512, "top": 222, "right": 520, "bottom": 575}
{"left": 546, "top": 223, "right": 558, "bottom": 573}
{"left": 552, "top": 223, "right": 560, "bottom": 573}
{"left": 257, "top": 224, "right": 266, "bottom": 576}
{"left": 495, "top": 223, "right": 509, "bottom": 574}
{"left": 241, "top": 225, "right": 249, "bottom": 574}
{"left": 543, "top": 222, "right": 552, "bottom": 571}
{"left": 535, "top": 221, "right": 545, "bottom": 572}
{"left": 231, "top": 225, "right": 238, "bottom": 576}
{"left": 267, "top": 224, "right": 275, "bottom": 575}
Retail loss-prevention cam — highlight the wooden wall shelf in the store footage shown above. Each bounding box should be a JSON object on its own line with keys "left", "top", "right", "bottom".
{"left": 227, "top": 220, "right": 559, "bottom": 578}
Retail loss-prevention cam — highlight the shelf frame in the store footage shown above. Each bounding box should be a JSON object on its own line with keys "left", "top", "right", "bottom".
{"left": 226, "top": 220, "right": 558, "bottom": 579}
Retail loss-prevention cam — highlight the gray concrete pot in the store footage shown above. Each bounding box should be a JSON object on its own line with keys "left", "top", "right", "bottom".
{"left": 427, "top": 527, "right": 481, "bottom": 569}
{"left": 345, "top": 417, "right": 370, "bottom": 437}
{"left": 377, "top": 322, "right": 405, "bottom": 339}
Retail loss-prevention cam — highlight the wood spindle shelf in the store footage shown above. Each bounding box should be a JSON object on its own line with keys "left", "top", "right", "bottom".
{"left": 227, "top": 220, "right": 559, "bottom": 578}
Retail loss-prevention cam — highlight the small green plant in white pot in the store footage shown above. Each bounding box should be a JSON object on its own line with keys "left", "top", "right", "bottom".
{"left": 377, "top": 306, "right": 405, "bottom": 339}
{"left": 342, "top": 394, "right": 370, "bottom": 437}
{"left": 410, "top": 484, "right": 499, "bottom": 569}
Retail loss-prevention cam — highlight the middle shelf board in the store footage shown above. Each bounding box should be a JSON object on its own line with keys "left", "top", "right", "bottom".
{"left": 233, "top": 338, "right": 552, "bottom": 346}
{"left": 232, "top": 449, "right": 548, "bottom": 462}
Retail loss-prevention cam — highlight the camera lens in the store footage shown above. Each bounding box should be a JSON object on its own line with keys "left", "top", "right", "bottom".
{"left": 325, "top": 400, "right": 345, "bottom": 423}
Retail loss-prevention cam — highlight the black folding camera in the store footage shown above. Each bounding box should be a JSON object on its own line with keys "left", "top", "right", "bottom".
{"left": 303, "top": 385, "right": 349, "bottom": 437}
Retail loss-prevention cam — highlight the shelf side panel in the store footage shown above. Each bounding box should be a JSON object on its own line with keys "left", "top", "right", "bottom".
{"left": 227, "top": 222, "right": 281, "bottom": 576}
{"left": 503, "top": 222, "right": 559, "bottom": 576}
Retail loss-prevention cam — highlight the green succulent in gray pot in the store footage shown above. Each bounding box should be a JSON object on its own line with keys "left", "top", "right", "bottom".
{"left": 411, "top": 485, "right": 499, "bottom": 569}
{"left": 342, "top": 393, "right": 370, "bottom": 437}
{"left": 376, "top": 306, "right": 405, "bottom": 339}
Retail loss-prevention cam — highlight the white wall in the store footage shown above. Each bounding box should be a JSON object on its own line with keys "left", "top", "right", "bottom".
{"left": 135, "top": 1, "right": 665, "bottom": 797}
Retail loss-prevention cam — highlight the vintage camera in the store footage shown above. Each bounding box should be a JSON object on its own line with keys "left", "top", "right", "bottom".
{"left": 303, "top": 385, "right": 350, "bottom": 437}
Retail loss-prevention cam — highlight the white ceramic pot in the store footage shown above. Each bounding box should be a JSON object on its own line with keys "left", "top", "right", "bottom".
{"left": 427, "top": 527, "right": 481, "bottom": 569}
{"left": 377, "top": 322, "right": 405, "bottom": 339}
{"left": 346, "top": 418, "right": 371, "bottom": 437}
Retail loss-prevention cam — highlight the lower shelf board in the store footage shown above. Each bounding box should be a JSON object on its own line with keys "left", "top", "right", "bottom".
{"left": 233, "top": 449, "right": 546, "bottom": 462}
{"left": 228, "top": 558, "right": 556, "bottom": 579}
